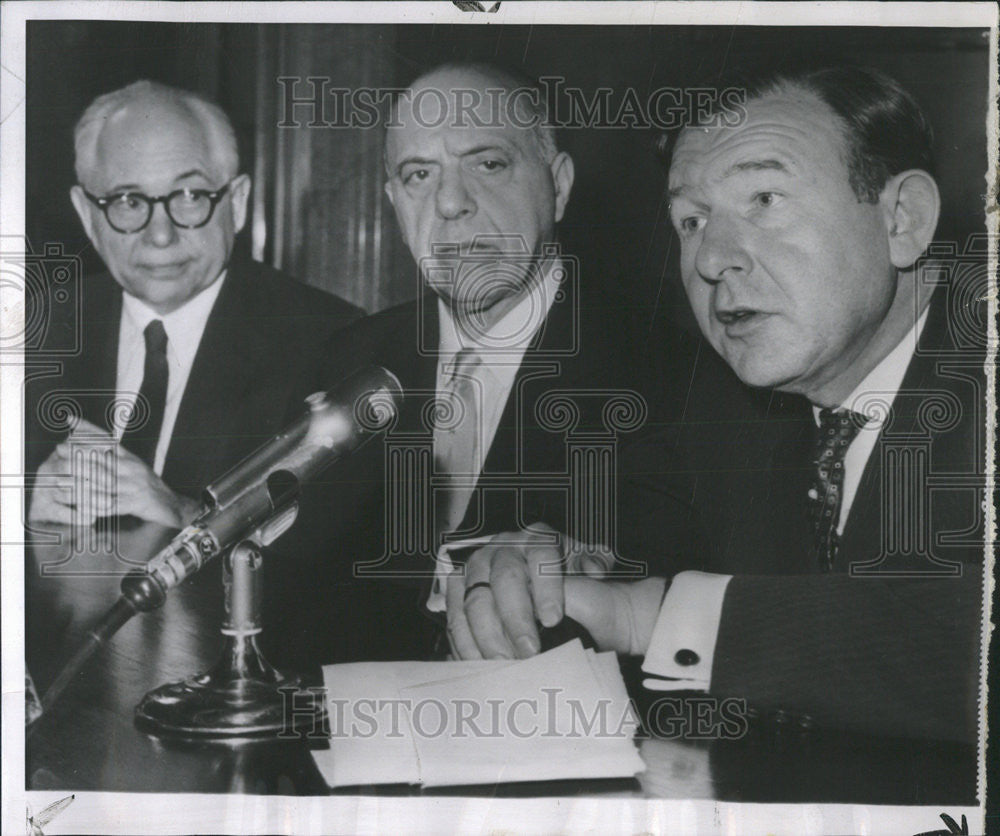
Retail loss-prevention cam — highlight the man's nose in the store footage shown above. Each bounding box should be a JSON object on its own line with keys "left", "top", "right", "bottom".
{"left": 142, "top": 202, "right": 180, "bottom": 247}
{"left": 694, "top": 214, "right": 752, "bottom": 283}
{"left": 435, "top": 167, "right": 476, "bottom": 220}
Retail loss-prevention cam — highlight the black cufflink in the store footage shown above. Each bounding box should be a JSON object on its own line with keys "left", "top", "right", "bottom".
{"left": 674, "top": 648, "right": 700, "bottom": 666}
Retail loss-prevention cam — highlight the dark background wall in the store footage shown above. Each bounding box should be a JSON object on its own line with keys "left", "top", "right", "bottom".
{"left": 26, "top": 22, "right": 990, "bottom": 329}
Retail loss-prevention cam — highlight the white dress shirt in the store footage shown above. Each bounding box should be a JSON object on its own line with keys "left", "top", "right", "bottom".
{"left": 115, "top": 272, "right": 226, "bottom": 475}
{"left": 435, "top": 265, "right": 563, "bottom": 468}
{"left": 642, "top": 305, "right": 930, "bottom": 691}
{"left": 819, "top": 305, "right": 930, "bottom": 535}
{"left": 426, "top": 262, "right": 563, "bottom": 612}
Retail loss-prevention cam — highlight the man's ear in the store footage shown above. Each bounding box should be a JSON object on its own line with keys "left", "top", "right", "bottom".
{"left": 69, "top": 185, "right": 97, "bottom": 242}
{"left": 879, "top": 169, "right": 940, "bottom": 270}
{"left": 550, "top": 151, "right": 575, "bottom": 224}
{"left": 229, "top": 173, "right": 252, "bottom": 234}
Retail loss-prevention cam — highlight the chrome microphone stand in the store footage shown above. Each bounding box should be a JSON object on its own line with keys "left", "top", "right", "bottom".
{"left": 135, "top": 505, "right": 327, "bottom": 738}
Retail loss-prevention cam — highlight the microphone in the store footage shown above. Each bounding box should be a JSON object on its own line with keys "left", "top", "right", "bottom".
{"left": 35, "top": 367, "right": 401, "bottom": 718}
{"left": 120, "top": 366, "right": 402, "bottom": 612}
{"left": 37, "top": 367, "right": 401, "bottom": 716}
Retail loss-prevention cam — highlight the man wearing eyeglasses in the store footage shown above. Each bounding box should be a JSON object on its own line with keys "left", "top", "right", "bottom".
{"left": 26, "top": 80, "right": 359, "bottom": 529}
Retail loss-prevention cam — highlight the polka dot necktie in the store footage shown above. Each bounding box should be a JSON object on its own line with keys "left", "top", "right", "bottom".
{"left": 808, "top": 407, "right": 869, "bottom": 571}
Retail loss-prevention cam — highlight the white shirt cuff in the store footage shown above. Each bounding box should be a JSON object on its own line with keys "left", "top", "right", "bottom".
{"left": 425, "top": 549, "right": 453, "bottom": 614}
{"left": 425, "top": 536, "right": 496, "bottom": 613}
{"left": 641, "top": 571, "right": 732, "bottom": 691}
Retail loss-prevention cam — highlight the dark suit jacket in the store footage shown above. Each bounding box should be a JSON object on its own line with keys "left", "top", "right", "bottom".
{"left": 264, "top": 271, "right": 668, "bottom": 665}
{"left": 620, "top": 288, "right": 986, "bottom": 743}
{"left": 25, "top": 256, "right": 361, "bottom": 499}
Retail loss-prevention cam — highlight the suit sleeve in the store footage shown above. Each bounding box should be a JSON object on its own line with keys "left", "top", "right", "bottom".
{"left": 618, "top": 413, "right": 982, "bottom": 744}
{"left": 702, "top": 570, "right": 983, "bottom": 743}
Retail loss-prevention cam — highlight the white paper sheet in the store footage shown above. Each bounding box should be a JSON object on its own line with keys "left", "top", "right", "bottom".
{"left": 314, "top": 642, "right": 643, "bottom": 789}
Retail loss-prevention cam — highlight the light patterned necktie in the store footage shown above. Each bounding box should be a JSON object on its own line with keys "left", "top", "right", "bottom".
{"left": 436, "top": 349, "right": 483, "bottom": 536}
{"left": 808, "top": 407, "right": 869, "bottom": 571}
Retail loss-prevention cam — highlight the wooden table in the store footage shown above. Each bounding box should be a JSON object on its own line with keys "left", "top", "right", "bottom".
{"left": 25, "top": 521, "right": 977, "bottom": 804}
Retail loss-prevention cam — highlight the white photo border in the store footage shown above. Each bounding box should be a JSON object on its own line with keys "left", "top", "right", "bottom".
{"left": 2, "top": 2, "right": 995, "bottom": 834}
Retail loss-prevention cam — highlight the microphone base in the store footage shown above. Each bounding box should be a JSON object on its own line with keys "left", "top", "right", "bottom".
{"left": 135, "top": 539, "right": 326, "bottom": 739}
{"left": 135, "top": 667, "right": 326, "bottom": 739}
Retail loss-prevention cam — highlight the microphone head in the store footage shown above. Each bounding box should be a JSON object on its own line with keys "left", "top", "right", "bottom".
{"left": 304, "top": 366, "right": 402, "bottom": 444}
{"left": 281, "top": 366, "right": 403, "bottom": 483}
{"left": 204, "top": 367, "right": 402, "bottom": 509}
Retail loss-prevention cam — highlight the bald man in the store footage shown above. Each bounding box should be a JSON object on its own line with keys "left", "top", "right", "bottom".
{"left": 263, "top": 61, "right": 669, "bottom": 665}
{"left": 26, "top": 80, "right": 360, "bottom": 530}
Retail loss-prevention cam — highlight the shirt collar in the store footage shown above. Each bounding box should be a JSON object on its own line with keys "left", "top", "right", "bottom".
{"left": 437, "top": 259, "right": 563, "bottom": 362}
{"left": 121, "top": 270, "right": 227, "bottom": 368}
{"left": 812, "top": 303, "right": 931, "bottom": 427}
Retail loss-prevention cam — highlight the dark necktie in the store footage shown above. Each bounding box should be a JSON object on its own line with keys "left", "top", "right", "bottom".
{"left": 120, "top": 319, "right": 169, "bottom": 468}
{"left": 808, "top": 407, "right": 869, "bottom": 571}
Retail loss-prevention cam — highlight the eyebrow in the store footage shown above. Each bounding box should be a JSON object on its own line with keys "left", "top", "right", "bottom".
{"left": 174, "top": 169, "right": 212, "bottom": 183}
{"left": 394, "top": 156, "right": 438, "bottom": 176}
{"left": 393, "top": 143, "right": 515, "bottom": 178}
{"left": 723, "top": 159, "right": 791, "bottom": 177}
{"left": 106, "top": 169, "right": 213, "bottom": 194}
{"left": 459, "top": 143, "right": 513, "bottom": 158}
{"left": 668, "top": 159, "right": 791, "bottom": 200}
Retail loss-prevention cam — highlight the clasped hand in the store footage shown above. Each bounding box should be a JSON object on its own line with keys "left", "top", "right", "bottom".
{"left": 445, "top": 523, "right": 665, "bottom": 660}
{"left": 28, "top": 418, "right": 201, "bottom": 529}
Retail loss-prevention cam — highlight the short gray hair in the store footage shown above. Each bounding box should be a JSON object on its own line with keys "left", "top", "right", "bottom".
{"left": 74, "top": 80, "right": 239, "bottom": 186}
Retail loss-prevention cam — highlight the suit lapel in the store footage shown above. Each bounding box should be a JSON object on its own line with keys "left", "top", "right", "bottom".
{"left": 479, "top": 285, "right": 576, "bottom": 478}
{"left": 836, "top": 290, "right": 955, "bottom": 570}
{"left": 161, "top": 269, "right": 265, "bottom": 492}
{"left": 464, "top": 285, "right": 590, "bottom": 534}
{"left": 763, "top": 391, "right": 817, "bottom": 574}
{"left": 394, "top": 296, "right": 439, "bottom": 435}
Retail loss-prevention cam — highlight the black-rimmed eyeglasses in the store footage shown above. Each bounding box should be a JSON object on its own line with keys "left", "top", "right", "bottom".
{"left": 82, "top": 182, "right": 232, "bottom": 234}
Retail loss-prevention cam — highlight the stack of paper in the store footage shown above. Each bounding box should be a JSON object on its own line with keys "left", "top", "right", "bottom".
{"left": 312, "top": 640, "right": 644, "bottom": 788}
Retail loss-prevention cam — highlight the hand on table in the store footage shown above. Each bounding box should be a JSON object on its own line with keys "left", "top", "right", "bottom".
{"left": 445, "top": 522, "right": 664, "bottom": 660}
{"left": 28, "top": 418, "right": 201, "bottom": 529}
